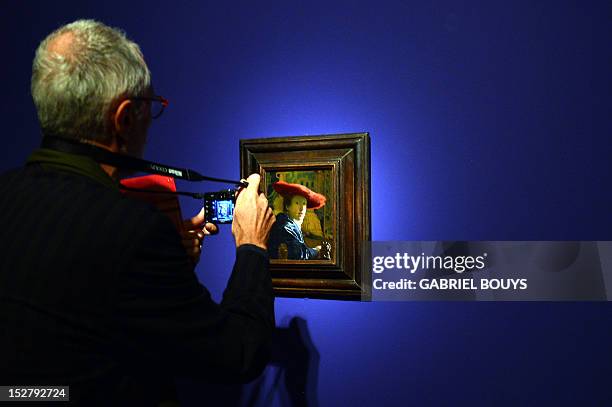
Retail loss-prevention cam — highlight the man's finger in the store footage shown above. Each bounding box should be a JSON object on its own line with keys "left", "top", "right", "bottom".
{"left": 204, "top": 222, "right": 218, "bottom": 235}
{"left": 184, "top": 230, "right": 203, "bottom": 239}
{"left": 184, "top": 207, "right": 205, "bottom": 229}
{"left": 242, "top": 173, "right": 261, "bottom": 198}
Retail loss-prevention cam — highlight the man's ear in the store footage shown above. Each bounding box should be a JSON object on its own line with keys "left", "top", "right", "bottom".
{"left": 112, "top": 99, "right": 134, "bottom": 153}
{"left": 113, "top": 99, "right": 134, "bottom": 135}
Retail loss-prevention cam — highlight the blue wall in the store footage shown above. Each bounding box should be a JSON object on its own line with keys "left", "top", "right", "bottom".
{"left": 2, "top": 1, "right": 611, "bottom": 405}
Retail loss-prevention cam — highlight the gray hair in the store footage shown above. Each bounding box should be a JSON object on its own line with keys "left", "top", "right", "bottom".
{"left": 31, "top": 19, "right": 151, "bottom": 143}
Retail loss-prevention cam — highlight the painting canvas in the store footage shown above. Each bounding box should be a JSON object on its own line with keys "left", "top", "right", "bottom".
{"left": 265, "top": 169, "right": 335, "bottom": 261}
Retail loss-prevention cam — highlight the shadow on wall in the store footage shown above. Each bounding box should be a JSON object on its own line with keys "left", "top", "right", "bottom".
{"left": 177, "top": 317, "right": 320, "bottom": 407}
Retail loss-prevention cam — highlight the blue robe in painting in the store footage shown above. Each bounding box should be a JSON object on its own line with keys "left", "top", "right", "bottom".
{"left": 268, "top": 213, "right": 319, "bottom": 260}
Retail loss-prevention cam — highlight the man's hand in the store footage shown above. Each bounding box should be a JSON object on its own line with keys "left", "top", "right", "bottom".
{"left": 182, "top": 208, "right": 218, "bottom": 264}
{"left": 232, "top": 173, "right": 275, "bottom": 250}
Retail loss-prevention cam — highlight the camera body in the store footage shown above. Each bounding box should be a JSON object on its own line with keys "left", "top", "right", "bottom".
{"left": 203, "top": 189, "right": 236, "bottom": 224}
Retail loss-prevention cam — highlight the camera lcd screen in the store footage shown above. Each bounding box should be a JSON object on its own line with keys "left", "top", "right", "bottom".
{"left": 204, "top": 189, "right": 236, "bottom": 224}
{"left": 211, "top": 199, "right": 234, "bottom": 223}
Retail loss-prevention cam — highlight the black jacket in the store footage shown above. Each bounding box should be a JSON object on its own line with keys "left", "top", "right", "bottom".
{"left": 0, "top": 154, "right": 274, "bottom": 405}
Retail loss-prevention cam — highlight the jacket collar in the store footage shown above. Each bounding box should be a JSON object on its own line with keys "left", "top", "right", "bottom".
{"left": 26, "top": 148, "right": 119, "bottom": 190}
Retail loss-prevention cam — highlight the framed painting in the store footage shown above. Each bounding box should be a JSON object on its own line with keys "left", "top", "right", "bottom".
{"left": 240, "top": 133, "right": 371, "bottom": 300}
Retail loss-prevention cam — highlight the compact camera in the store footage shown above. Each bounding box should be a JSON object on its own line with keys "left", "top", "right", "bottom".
{"left": 203, "top": 189, "right": 236, "bottom": 224}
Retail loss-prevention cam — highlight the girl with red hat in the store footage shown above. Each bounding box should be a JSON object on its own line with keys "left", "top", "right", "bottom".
{"left": 267, "top": 181, "right": 328, "bottom": 260}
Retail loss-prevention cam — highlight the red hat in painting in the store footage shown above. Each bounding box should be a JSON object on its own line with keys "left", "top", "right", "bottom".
{"left": 272, "top": 181, "right": 327, "bottom": 210}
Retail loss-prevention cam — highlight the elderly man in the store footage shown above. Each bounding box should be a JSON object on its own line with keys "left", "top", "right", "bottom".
{"left": 0, "top": 20, "right": 275, "bottom": 405}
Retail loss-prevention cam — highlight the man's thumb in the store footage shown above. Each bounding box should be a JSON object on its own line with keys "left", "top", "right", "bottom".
{"left": 185, "top": 207, "right": 206, "bottom": 228}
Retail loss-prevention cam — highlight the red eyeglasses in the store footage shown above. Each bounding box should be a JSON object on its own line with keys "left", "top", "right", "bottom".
{"left": 130, "top": 95, "right": 169, "bottom": 119}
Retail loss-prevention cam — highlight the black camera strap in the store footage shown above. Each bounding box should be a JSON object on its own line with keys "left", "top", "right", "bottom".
{"left": 41, "top": 135, "right": 245, "bottom": 184}
{"left": 117, "top": 184, "right": 207, "bottom": 199}
{"left": 40, "top": 135, "right": 245, "bottom": 200}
